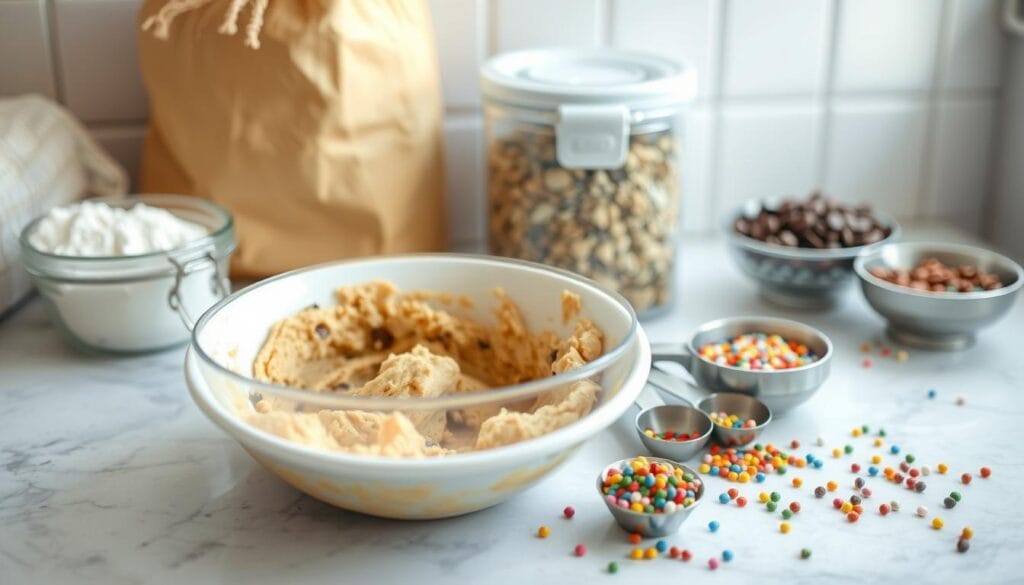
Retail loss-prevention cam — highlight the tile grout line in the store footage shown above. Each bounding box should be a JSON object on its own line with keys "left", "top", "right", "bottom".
{"left": 42, "top": 0, "right": 66, "bottom": 104}
{"left": 705, "top": 0, "right": 729, "bottom": 231}
{"left": 814, "top": 0, "right": 842, "bottom": 189}
{"left": 485, "top": 0, "right": 498, "bottom": 56}
{"left": 915, "top": 0, "right": 956, "bottom": 221}
{"left": 596, "top": 0, "right": 613, "bottom": 47}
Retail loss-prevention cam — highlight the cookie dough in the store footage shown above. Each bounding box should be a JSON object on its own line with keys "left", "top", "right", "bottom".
{"left": 244, "top": 281, "right": 604, "bottom": 457}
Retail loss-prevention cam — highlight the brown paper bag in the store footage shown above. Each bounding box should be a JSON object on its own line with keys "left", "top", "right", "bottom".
{"left": 138, "top": 0, "right": 447, "bottom": 277}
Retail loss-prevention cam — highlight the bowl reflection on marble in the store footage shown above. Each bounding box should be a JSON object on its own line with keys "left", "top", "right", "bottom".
{"left": 184, "top": 255, "right": 649, "bottom": 519}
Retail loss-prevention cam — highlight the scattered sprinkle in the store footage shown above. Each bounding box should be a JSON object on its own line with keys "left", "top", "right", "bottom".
{"left": 801, "top": 548, "right": 812, "bottom": 559}
{"left": 574, "top": 544, "right": 586, "bottom": 557}
{"left": 563, "top": 506, "right": 575, "bottom": 519}
{"left": 537, "top": 526, "right": 550, "bottom": 538}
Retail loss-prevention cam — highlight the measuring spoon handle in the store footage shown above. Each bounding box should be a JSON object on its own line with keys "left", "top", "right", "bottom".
{"left": 646, "top": 368, "right": 705, "bottom": 408}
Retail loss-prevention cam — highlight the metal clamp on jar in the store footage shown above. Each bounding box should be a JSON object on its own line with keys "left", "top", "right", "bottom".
{"left": 481, "top": 49, "right": 697, "bottom": 316}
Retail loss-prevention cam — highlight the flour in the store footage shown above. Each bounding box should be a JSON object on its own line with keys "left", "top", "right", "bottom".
{"left": 29, "top": 200, "right": 208, "bottom": 256}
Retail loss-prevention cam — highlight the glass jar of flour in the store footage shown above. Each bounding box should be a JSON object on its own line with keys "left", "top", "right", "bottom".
{"left": 481, "top": 49, "right": 696, "bottom": 316}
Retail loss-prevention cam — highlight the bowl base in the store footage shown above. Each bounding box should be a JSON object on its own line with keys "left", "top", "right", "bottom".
{"left": 886, "top": 326, "right": 975, "bottom": 351}
{"left": 759, "top": 287, "right": 839, "bottom": 310}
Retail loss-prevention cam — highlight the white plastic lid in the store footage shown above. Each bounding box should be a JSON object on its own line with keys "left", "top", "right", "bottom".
{"left": 481, "top": 49, "right": 696, "bottom": 169}
{"left": 480, "top": 49, "right": 697, "bottom": 112}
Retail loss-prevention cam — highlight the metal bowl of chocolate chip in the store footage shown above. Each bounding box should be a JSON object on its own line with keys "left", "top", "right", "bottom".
{"left": 854, "top": 241, "right": 1023, "bottom": 350}
{"left": 726, "top": 193, "right": 900, "bottom": 309}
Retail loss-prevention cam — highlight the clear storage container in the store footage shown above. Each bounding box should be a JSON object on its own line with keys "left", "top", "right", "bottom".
{"left": 481, "top": 49, "right": 696, "bottom": 315}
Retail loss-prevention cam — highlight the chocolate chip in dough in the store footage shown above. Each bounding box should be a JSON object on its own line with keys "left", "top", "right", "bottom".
{"left": 315, "top": 324, "right": 330, "bottom": 339}
{"left": 370, "top": 327, "right": 395, "bottom": 350}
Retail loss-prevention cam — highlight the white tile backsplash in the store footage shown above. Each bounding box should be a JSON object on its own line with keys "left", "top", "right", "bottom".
{"left": 494, "top": 0, "right": 601, "bottom": 52}
{"left": 430, "top": 0, "right": 487, "bottom": 107}
{"left": 443, "top": 114, "right": 486, "bottom": 246}
{"left": 90, "top": 124, "right": 146, "bottom": 192}
{"left": 680, "top": 106, "right": 714, "bottom": 232}
{"left": 926, "top": 98, "right": 997, "bottom": 233}
{"left": 610, "top": 0, "right": 719, "bottom": 99}
{"left": 942, "top": 0, "right": 1005, "bottom": 90}
{"left": 716, "top": 103, "right": 823, "bottom": 215}
{"left": 833, "top": 0, "right": 944, "bottom": 93}
{"left": 53, "top": 0, "right": 148, "bottom": 123}
{"left": 823, "top": 100, "right": 929, "bottom": 217}
{"left": 722, "top": 0, "right": 831, "bottom": 96}
{"left": 0, "top": 0, "right": 56, "bottom": 98}
{"left": 0, "top": 0, "right": 1011, "bottom": 245}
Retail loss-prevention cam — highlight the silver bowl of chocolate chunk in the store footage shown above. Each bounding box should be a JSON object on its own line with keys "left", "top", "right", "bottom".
{"left": 855, "top": 241, "right": 1023, "bottom": 351}
{"left": 726, "top": 193, "right": 900, "bottom": 309}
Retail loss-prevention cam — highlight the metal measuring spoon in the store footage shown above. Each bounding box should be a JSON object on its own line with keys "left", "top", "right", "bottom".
{"left": 634, "top": 384, "right": 713, "bottom": 461}
{"left": 647, "top": 368, "right": 772, "bottom": 448}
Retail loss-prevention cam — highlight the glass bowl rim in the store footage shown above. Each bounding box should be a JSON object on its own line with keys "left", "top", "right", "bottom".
{"left": 190, "top": 253, "right": 640, "bottom": 411}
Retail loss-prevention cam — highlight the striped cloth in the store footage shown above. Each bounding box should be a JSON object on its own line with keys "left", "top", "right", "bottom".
{"left": 0, "top": 95, "right": 127, "bottom": 315}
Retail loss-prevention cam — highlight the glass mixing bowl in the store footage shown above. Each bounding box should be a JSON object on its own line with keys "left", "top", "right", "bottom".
{"left": 186, "top": 254, "right": 646, "bottom": 518}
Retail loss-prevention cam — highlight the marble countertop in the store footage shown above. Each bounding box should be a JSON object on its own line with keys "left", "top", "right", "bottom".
{"left": 2, "top": 225, "right": 1022, "bottom": 585}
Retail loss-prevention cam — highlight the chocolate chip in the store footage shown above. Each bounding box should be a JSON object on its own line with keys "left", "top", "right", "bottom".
{"left": 874, "top": 258, "right": 1004, "bottom": 293}
{"left": 550, "top": 349, "right": 559, "bottom": 363}
{"left": 335, "top": 382, "right": 351, "bottom": 391}
{"left": 370, "top": 327, "right": 395, "bottom": 350}
{"left": 477, "top": 339, "right": 492, "bottom": 350}
{"left": 315, "top": 325, "right": 329, "bottom": 339}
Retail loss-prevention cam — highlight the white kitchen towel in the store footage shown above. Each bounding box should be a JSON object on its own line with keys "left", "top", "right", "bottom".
{"left": 0, "top": 95, "right": 127, "bottom": 315}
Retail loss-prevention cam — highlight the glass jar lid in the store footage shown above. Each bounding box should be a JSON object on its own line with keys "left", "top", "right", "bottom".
{"left": 481, "top": 49, "right": 696, "bottom": 169}
{"left": 481, "top": 49, "right": 696, "bottom": 112}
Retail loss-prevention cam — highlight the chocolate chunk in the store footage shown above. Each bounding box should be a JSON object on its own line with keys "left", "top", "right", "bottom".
{"left": 370, "top": 327, "right": 395, "bottom": 350}
{"left": 315, "top": 324, "right": 330, "bottom": 339}
{"left": 826, "top": 211, "right": 845, "bottom": 231}
{"left": 804, "top": 231, "right": 826, "bottom": 249}
{"left": 477, "top": 339, "right": 492, "bottom": 350}
{"left": 733, "top": 191, "right": 892, "bottom": 249}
